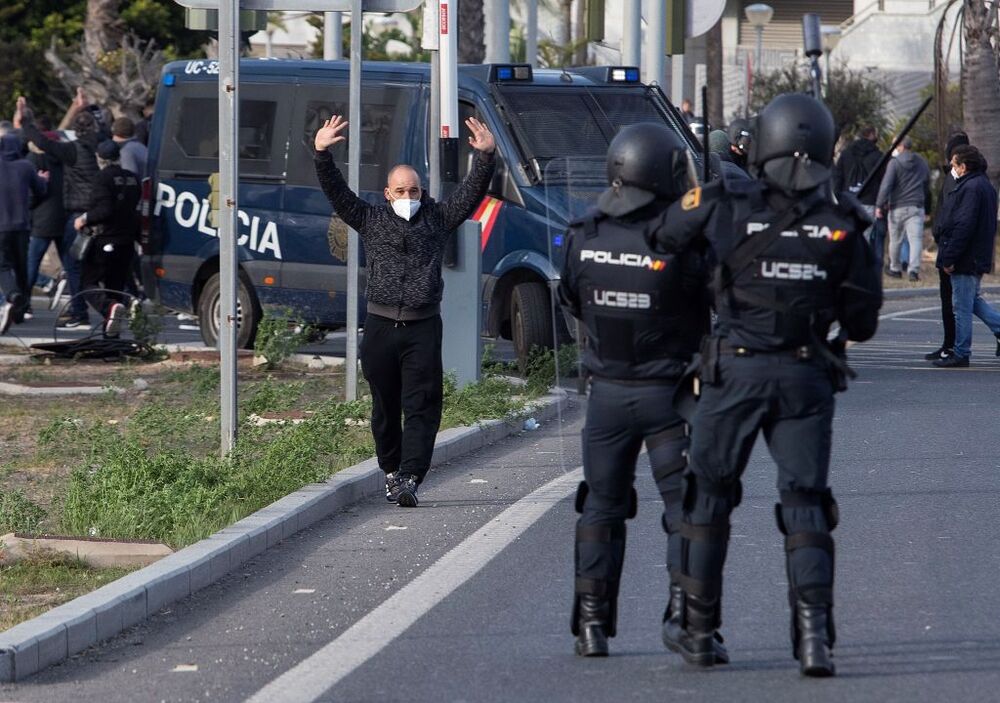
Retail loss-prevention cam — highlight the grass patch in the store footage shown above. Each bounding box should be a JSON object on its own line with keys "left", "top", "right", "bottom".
{"left": 0, "top": 551, "right": 134, "bottom": 631}
{"left": 0, "top": 489, "right": 46, "bottom": 533}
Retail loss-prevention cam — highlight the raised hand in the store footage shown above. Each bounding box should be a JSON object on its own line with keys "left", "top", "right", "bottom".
{"left": 465, "top": 117, "right": 495, "bottom": 154}
{"left": 315, "top": 115, "right": 348, "bottom": 151}
{"left": 72, "top": 87, "right": 88, "bottom": 112}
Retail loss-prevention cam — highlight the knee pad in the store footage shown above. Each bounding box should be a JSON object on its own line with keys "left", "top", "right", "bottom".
{"left": 575, "top": 480, "right": 638, "bottom": 519}
{"left": 648, "top": 423, "right": 688, "bottom": 496}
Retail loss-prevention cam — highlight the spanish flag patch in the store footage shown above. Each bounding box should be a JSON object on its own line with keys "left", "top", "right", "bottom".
{"left": 681, "top": 187, "right": 701, "bottom": 211}
{"left": 831, "top": 229, "right": 847, "bottom": 242}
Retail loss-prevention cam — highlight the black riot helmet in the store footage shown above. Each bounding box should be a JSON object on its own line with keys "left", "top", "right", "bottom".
{"left": 750, "top": 93, "right": 836, "bottom": 192}
{"left": 598, "top": 122, "right": 692, "bottom": 217}
{"left": 727, "top": 118, "right": 752, "bottom": 155}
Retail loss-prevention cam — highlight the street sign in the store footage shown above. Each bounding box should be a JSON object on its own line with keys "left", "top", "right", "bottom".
{"left": 687, "top": 0, "right": 725, "bottom": 38}
{"left": 175, "top": 0, "right": 421, "bottom": 10}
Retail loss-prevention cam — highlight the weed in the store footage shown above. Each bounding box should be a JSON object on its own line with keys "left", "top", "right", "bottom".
{"left": 0, "top": 489, "right": 46, "bottom": 533}
{"left": 129, "top": 304, "right": 163, "bottom": 347}
{"left": 523, "top": 344, "right": 578, "bottom": 395}
{"left": 254, "top": 309, "right": 314, "bottom": 369}
{"left": 164, "top": 364, "right": 219, "bottom": 395}
{"left": 242, "top": 377, "right": 305, "bottom": 416}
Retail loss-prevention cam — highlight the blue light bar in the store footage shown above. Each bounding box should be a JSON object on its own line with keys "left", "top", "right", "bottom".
{"left": 497, "top": 67, "right": 514, "bottom": 80}
{"left": 489, "top": 64, "right": 533, "bottom": 82}
{"left": 609, "top": 66, "right": 640, "bottom": 83}
{"left": 163, "top": 73, "right": 176, "bottom": 86}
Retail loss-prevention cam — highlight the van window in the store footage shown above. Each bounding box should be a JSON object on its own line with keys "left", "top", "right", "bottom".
{"left": 175, "top": 98, "right": 277, "bottom": 161}
{"left": 288, "top": 84, "right": 417, "bottom": 192}
{"left": 159, "top": 82, "right": 290, "bottom": 178}
{"left": 496, "top": 85, "right": 678, "bottom": 168}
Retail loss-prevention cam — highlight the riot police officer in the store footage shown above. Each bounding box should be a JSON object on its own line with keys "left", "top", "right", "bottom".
{"left": 652, "top": 94, "right": 882, "bottom": 676}
{"left": 558, "top": 123, "right": 719, "bottom": 659}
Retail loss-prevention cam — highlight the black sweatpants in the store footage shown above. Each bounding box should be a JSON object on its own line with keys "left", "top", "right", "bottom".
{"left": 81, "top": 237, "right": 133, "bottom": 318}
{"left": 0, "top": 229, "right": 29, "bottom": 308}
{"left": 360, "top": 313, "right": 443, "bottom": 482}
{"left": 575, "top": 378, "right": 688, "bottom": 627}
{"left": 680, "top": 353, "right": 837, "bottom": 613}
{"left": 938, "top": 268, "right": 956, "bottom": 351}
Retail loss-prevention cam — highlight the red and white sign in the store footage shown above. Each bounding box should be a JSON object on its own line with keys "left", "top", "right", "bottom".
{"left": 440, "top": 3, "right": 448, "bottom": 34}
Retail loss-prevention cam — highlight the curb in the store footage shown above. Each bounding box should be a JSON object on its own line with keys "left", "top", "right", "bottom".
{"left": 884, "top": 284, "right": 1000, "bottom": 300}
{"left": 0, "top": 390, "right": 568, "bottom": 682}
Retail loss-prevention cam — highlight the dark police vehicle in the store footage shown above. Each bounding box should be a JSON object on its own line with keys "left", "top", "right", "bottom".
{"left": 141, "top": 60, "right": 699, "bottom": 364}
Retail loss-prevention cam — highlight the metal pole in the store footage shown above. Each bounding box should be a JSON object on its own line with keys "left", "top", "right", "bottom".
{"left": 755, "top": 25, "right": 763, "bottom": 79}
{"left": 345, "top": 0, "right": 362, "bottom": 401}
{"left": 825, "top": 51, "right": 831, "bottom": 92}
{"left": 526, "top": 0, "right": 538, "bottom": 66}
{"left": 430, "top": 51, "right": 441, "bottom": 198}
{"left": 439, "top": 0, "right": 460, "bottom": 265}
{"left": 622, "top": 0, "right": 640, "bottom": 67}
{"left": 486, "top": 0, "right": 510, "bottom": 63}
{"left": 324, "top": 11, "right": 343, "bottom": 60}
{"left": 645, "top": 0, "right": 666, "bottom": 86}
{"left": 218, "top": 0, "right": 239, "bottom": 454}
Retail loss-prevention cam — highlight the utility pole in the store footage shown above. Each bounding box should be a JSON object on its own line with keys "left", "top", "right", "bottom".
{"left": 324, "top": 11, "right": 342, "bottom": 59}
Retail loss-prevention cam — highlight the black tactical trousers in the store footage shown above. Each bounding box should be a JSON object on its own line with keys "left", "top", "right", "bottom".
{"left": 81, "top": 237, "right": 134, "bottom": 318}
{"left": 575, "top": 378, "right": 689, "bottom": 633}
{"left": 360, "top": 313, "right": 443, "bottom": 482}
{"left": 679, "top": 354, "right": 838, "bottom": 623}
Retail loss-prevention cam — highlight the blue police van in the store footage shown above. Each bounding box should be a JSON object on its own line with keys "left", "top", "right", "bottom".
{"left": 141, "top": 59, "right": 700, "bottom": 364}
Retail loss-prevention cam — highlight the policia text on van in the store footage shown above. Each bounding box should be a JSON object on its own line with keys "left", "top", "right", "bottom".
{"left": 140, "top": 60, "right": 699, "bottom": 364}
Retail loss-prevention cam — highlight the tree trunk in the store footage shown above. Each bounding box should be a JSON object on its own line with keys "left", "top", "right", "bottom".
{"left": 84, "top": 0, "right": 125, "bottom": 60}
{"left": 706, "top": 18, "right": 724, "bottom": 129}
{"left": 962, "top": 0, "right": 1000, "bottom": 188}
{"left": 459, "top": 0, "right": 485, "bottom": 63}
{"left": 558, "top": 0, "right": 572, "bottom": 46}
{"left": 573, "top": 0, "right": 587, "bottom": 65}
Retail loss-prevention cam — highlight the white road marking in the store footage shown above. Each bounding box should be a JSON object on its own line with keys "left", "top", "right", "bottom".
{"left": 245, "top": 467, "right": 583, "bottom": 703}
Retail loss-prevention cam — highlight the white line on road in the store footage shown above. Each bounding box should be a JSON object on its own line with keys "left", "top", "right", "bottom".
{"left": 245, "top": 467, "right": 583, "bottom": 703}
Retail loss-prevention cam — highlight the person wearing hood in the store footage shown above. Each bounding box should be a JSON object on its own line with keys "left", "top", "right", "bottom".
{"left": 17, "top": 94, "right": 99, "bottom": 327}
{"left": 650, "top": 94, "right": 881, "bottom": 677}
{"left": 708, "top": 129, "right": 752, "bottom": 183}
{"left": 833, "top": 126, "right": 885, "bottom": 265}
{"left": 0, "top": 133, "right": 48, "bottom": 333}
{"left": 932, "top": 144, "right": 1000, "bottom": 368}
{"left": 313, "top": 114, "right": 496, "bottom": 508}
{"left": 876, "top": 135, "right": 931, "bottom": 281}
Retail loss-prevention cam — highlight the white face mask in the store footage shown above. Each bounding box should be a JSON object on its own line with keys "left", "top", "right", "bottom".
{"left": 391, "top": 197, "right": 420, "bottom": 221}
{"left": 951, "top": 167, "right": 960, "bottom": 180}
{"left": 891, "top": 148, "right": 900, "bottom": 157}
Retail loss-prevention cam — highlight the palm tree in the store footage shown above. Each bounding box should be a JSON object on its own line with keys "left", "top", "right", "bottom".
{"left": 83, "top": 0, "right": 125, "bottom": 59}
{"left": 459, "top": 0, "right": 486, "bottom": 63}
{"left": 961, "top": 0, "right": 1000, "bottom": 188}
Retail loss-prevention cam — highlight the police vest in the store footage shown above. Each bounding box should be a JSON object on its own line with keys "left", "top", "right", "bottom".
{"left": 716, "top": 188, "right": 859, "bottom": 350}
{"left": 569, "top": 214, "right": 707, "bottom": 380}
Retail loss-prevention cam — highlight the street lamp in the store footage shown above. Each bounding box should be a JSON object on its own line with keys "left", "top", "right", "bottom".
{"left": 745, "top": 3, "right": 773, "bottom": 75}
{"left": 744, "top": 3, "right": 772, "bottom": 115}
{"left": 821, "top": 25, "right": 842, "bottom": 92}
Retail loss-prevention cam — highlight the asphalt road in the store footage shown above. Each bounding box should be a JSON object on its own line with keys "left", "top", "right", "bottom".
{"left": 4, "top": 295, "right": 1000, "bottom": 702}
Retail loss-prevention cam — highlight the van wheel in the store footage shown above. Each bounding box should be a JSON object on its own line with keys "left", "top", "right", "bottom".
{"left": 198, "top": 272, "right": 260, "bottom": 349}
{"left": 510, "top": 281, "right": 553, "bottom": 369}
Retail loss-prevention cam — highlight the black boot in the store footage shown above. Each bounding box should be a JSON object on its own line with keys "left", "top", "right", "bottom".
{"left": 795, "top": 601, "right": 835, "bottom": 677}
{"left": 574, "top": 595, "right": 610, "bottom": 657}
{"left": 662, "top": 592, "right": 719, "bottom": 667}
{"left": 662, "top": 584, "right": 729, "bottom": 664}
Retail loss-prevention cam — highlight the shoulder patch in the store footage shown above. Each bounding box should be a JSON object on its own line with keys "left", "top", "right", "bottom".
{"left": 681, "top": 187, "right": 702, "bottom": 211}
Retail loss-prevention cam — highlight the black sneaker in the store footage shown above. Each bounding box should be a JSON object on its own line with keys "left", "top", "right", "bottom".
{"left": 924, "top": 347, "right": 953, "bottom": 361}
{"left": 22, "top": 306, "right": 33, "bottom": 321}
{"left": 104, "top": 302, "right": 126, "bottom": 338}
{"left": 57, "top": 315, "right": 88, "bottom": 329}
{"left": 385, "top": 471, "right": 403, "bottom": 503}
{"left": 885, "top": 268, "right": 902, "bottom": 279}
{"left": 396, "top": 475, "right": 419, "bottom": 508}
{"left": 0, "top": 302, "right": 12, "bottom": 335}
{"left": 933, "top": 355, "right": 970, "bottom": 368}
{"left": 908, "top": 270, "right": 919, "bottom": 282}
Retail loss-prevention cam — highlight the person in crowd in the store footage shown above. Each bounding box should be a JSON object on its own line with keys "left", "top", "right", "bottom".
{"left": 833, "top": 126, "right": 885, "bottom": 266}
{"left": 876, "top": 136, "right": 931, "bottom": 281}
{"left": 925, "top": 132, "right": 970, "bottom": 362}
{"left": 313, "top": 114, "right": 496, "bottom": 508}
{"left": 111, "top": 117, "right": 148, "bottom": 178}
{"left": 0, "top": 132, "right": 48, "bottom": 333}
{"left": 680, "top": 98, "right": 696, "bottom": 124}
{"left": 932, "top": 144, "right": 1000, "bottom": 368}
{"left": 17, "top": 92, "right": 100, "bottom": 328}
{"left": 73, "top": 140, "right": 141, "bottom": 338}
{"left": 726, "top": 118, "right": 752, "bottom": 172}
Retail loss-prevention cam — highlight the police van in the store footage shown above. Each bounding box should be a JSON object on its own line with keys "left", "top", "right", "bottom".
{"left": 141, "top": 59, "right": 700, "bottom": 364}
